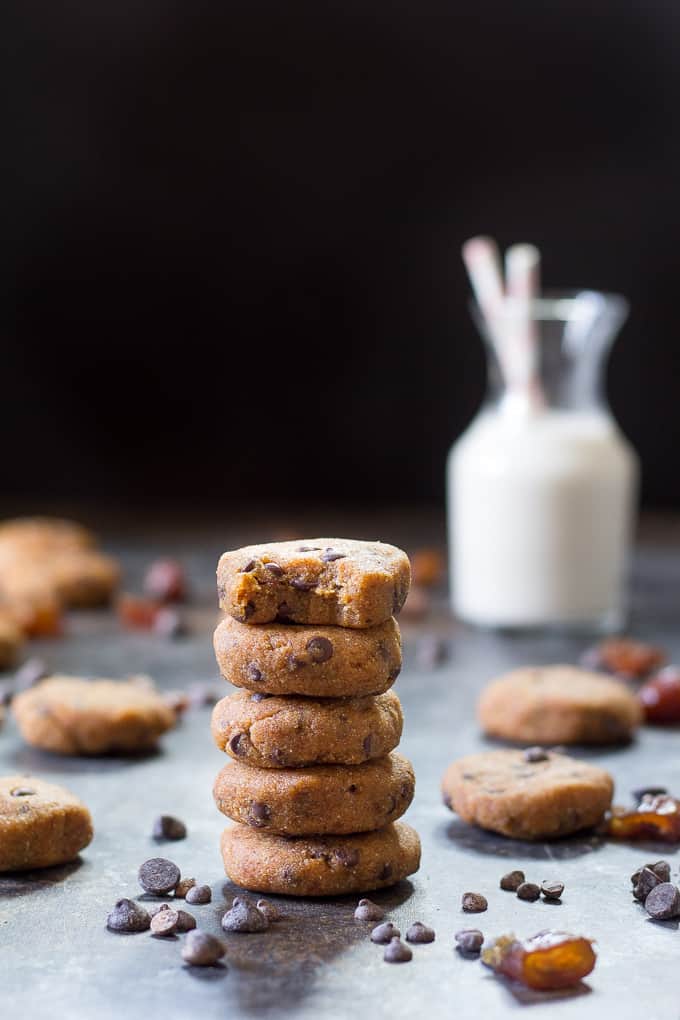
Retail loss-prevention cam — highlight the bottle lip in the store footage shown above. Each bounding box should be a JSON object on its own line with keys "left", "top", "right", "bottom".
{"left": 470, "top": 288, "right": 629, "bottom": 326}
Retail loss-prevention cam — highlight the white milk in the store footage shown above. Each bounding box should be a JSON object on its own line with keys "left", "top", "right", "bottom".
{"left": 448, "top": 407, "right": 638, "bottom": 629}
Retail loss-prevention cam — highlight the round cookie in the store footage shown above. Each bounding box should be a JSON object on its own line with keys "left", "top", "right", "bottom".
{"left": 213, "top": 615, "right": 402, "bottom": 697}
{"left": 217, "top": 538, "right": 410, "bottom": 628}
{"left": 0, "top": 775, "right": 93, "bottom": 871}
{"left": 212, "top": 689, "right": 404, "bottom": 768}
{"left": 220, "top": 820, "right": 421, "bottom": 896}
{"left": 13, "top": 676, "right": 176, "bottom": 755}
{"left": 478, "top": 665, "right": 643, "bottom": 745}
{"left": 0, "top": 608, "right": 24, "bottom": 668}
{"left": 213, "top": 751, "right": 415, "bottom": 836}
{"left": 442, "top": 748, "right": 614, "bottom": 840}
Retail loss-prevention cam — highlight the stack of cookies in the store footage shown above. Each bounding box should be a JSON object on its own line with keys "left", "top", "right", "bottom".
{"left": 211, "top": 538, "right": 421, "bottom": 897}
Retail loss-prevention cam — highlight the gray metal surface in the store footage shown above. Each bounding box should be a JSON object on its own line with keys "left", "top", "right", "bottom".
{"left": 1, "top": 515, "right": 679, "bottom": 1020}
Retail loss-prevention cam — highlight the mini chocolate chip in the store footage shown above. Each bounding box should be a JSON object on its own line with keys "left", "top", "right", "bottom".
{"left": 455, "top": 929, "right": 484, "bottom": 954}
{"left": 348, "top": 784, "right": 358, "bottom": 794}
{"left": 633, "top": 786, "right": 668, "bottom": 803}
{"left": 541, "top": 880, "right": 564, "bottom": 900}
{"left": 386, "top": 795, "right": 397, "bottom": 813}
{"left": 645, "top": 882, "right": 680, "bottom": 920}
{"left": 336, "top": 848, "right": 359, "bottom": 868}
{"left": 286, "top": 654, "right": 303, "bottom": 671}
{"left": 107, "top": 898, "right": 151, "bottom": 933}
{"left": 383, "top": 937, "right": 412, "bottom": 963}
{"left": 306, "top": 636, "right": 333, "bottom": 663}
{"left": 290, "top": 578, "right": 316, "bottom": 591}
{"left": 405, "top": 922, "right": 435, "bottom": 944}
{"left": 517, "top": 882, "right": 541, "bottom": 902}
{"left": 633, "top": 867, "right": 663, "bottom": 902}
{"left": 256, "top": 899, "right": 284, "bottom": 922}
{"left": 263, "top": 562, "right": 283, "bottom": 576}
{"left": 186, "top": 884, "right": 212, "bottom": 905}
{"left": 241, "top": 601, "right": 256, "bottom": 620}
{"left": 415, "top": 634, "right": 449, "bottom": 669}
{"left": 363, "top": 734, "right": 373, "bottom": 756}
{"left": 182, "top": 930, "right": 226, "bottom": 966}
{"left": 462, "top": 892, "right": 488, "bottom": 913}
{"left": 276, "top": 602, "right": 293, "bottom": 622}
{"left": 152, "top": 815, "right": 187, "bottom": 841}
{"left": 523, "top": 746, "right": 549, "bottom": 763}
{"left": 221, "top": 896, "right": 269, "bottom": 932}
{"left": 154, "top": 608, "right": 187, "bottom": 639}
{"left": 240, "top": 560, "right": 256, "bottom": 572}
{"left": 138, "top": 858, "right": 181, "bottom": 895}
{"left": 246, "top": 663, "right": 262, "bottom": 682}
{"left": 174, "top": 877, "right": 196, "bottom": 898}
{"left": 10, "top": 787, "right": 36, "bottom": 797}
{"left": 175, "top": 909, "right": 197, "bottom": 932}
{"left": 378, "top": 863, "right": 393, "bottom": 881}
{"left": 388, "top": 667, "right": 401, "bottom": 683}
{"left": 229, "top": 733, "right": 246, "bottom": 756}
{"left": 249, "top": 801, "right": 271, "bottom": 827}
{"left": 500, "top": 870, "right": 525, "bottom": 891}
{"left": 150, "top": 907, "right": 179, "bottom": 936}
{"left": 296, "top": 546, "right": 321, "bottom": 552}
{"left": 371, "top": 921, "right": 400, "bottom": 944}
{"left": 250, "top": 692, "right": 270, "bottom": 702}
{"left": 321, "top": 549, "right": 346, "bottom": 562}
{"left": 354, "top": 898, "right": 385, "bottom": 922}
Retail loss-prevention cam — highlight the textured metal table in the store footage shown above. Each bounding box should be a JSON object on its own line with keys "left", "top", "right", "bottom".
{"left": 1, "top": 513, "right": 679, "bottom": 1020}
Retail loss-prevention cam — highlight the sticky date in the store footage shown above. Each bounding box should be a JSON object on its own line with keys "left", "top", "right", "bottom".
{"left": 639, "top": 667, "right": 680, "bottom": 724}
{"left": 482, "top": 931, "right": 596, "bottom": 990}
{"left": 607, "top": 794, "right": 680, "bottom": 842}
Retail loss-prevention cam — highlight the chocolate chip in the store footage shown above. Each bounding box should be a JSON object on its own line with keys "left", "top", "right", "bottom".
{"left": 370, "top": 921, "right": 400, "bottom": 944}
{"left": 107, "top": 898, "right": 151, "bottom": 932}
{"left": 363, "top": 734, "right": 373, "bottom": 756}
{"left": 306, "top": 636, "right": 333, "bottom": 663}
{"left": 633, "top": 786, "right": 668, "bottom": 803}
{"left": 10, "top": 787, "right": 36, "bottom": 797}
{"left": 14, "top": 657, "right": 49, "bottom": 692}
{"left": 186, "top": 682, "right": 221, "bottom": 706}
{"left": 500, "top": 870, "right": 525, "bottom": 891}
{"left": 276, "top": 602, "right": 293, "bottom": 622}
{"left": 462, "top": 892, "right": 487, "bottom": 913}
{"left": 348, "top": 784, "right": 359, "bottom": 795}
{"left": 257, "top": 899, "right": 284, "bottom": 922}
{"left": 645, "top": 883, "right": 680, "bottom": 920}
{"left": 415, "top": 634, "right": 449, "bottom": 669}
{"left": 154, "top": 607, "right": 186, "bottom": 639}
{"left": 321, "top": 549, "right": 345, "bottom": 562}
{"left": 248, "top": 801, "right": 271, "bottom": 827}
{"left": 541, "top": 880, "right": 564, "bottom": 900}
{"left": 378, "top": 863, "right": 393, "bottom": 881}
{"left": 152, "top": 815, "right": 187, "bottom": 841}
{"left": 523, "top": 746, "right": 549, "bottom": 763}
{"left": 296, "top": 546, "right": 321, "bottom": 552}
{"left": 383, "top": 937, "right": 412, "bottom": 963}
{"left": 240, "top": 560, "right": 256, "bottom": 572}
{"left": 251, "top": 693, "right": 270, "bottom": 702}
{"left": 186, "top": 885, "right": 211, "bottom": 905}
{"left": 455, "top": 928, "right": 484, "bottom": 954}
{"left": 335, "top": 848, "right": 359, "bottom": 868}
{"left": 138, "top": 857, "right": 181, "bottom": 895}
{"left": 246, "top": 663, "right": 262, "bottom": 682}
{"left": 243, "top": 601, "right": 256, "bottom": 620}
{"left": 182, "top": 930, "right": 226, "bottom": 966}
{"left": 174, "top": 877, "right": 196, "bottom": 898}
{"left": 633, "top": 867, "right": 663, "bottom": 902}
{"left": 286, "top": 654, "right": 303, "bottom": 671}
{"left": 221, "top": 896, "right": 269, "bottom": 932}
{"left": 264, "top": 562, "right": 283, "bottom": 576}
{"left": 228, "top": 733, "right": 246, "bottom": 756}
{"left": 388, "top": 667, "right": 401, "bottom": 683}
{"left": 354, "top": 898, "right": 385, "bottom": 922}
{"left": 516, "top": 882, "right": 541, "bottom": 902}
{"left": 290, "top": 578, "right": 316, "bottom": 591}
{"left": 405, "top": 922, "right": 435, "bottom": 944}
{"left": 150, "top": 906, "right": 179, "bottom": 936}
{"left": 176, "top": 909, "right": 197, "bottom": 932}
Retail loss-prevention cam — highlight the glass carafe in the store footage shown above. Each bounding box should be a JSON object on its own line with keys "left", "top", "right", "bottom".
{"left": 447, "top": 290, "right": 639, "bottom": 632}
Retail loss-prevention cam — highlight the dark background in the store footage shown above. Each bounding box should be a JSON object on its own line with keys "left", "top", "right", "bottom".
{"left": 4, "top": 1, "right": 680, "bottom": 511}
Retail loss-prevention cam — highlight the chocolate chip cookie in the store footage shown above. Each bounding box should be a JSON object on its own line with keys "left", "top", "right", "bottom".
{"left": 220, "top": 820, "right": 421, "bottom": 896}
{"left": 478, "top": 665, "right": 642, "bottom": 745}
{"left": 213, "top": 615, "right": 401, "bottom": 697}
{"left": 13, "top": 676, "right": 176, "bottom": 755}
{"left": 212, "top": 689, "right": 403, "bottom": 768}
{"left": 217, "top": 538, "right": 410, "bottom": 628}
{"left": 213, "top": 751, "right": 415, "bottom": 835}
{"left": 442, "top": 748, "right": 614, "bottom": 840}
{"left": 0, "top": 775, "right": 93, "bottom": 871}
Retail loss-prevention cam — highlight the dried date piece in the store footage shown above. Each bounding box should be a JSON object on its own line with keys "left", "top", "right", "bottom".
{"left": 410, "top": 548, "right": 445, "bottom": 587}
{"left": 639, "top": 668, "right": 680, "bottom": 724}
{"left": 482, "top": 931, "right": 596, "bottom": 990}
{"left": 607, "top": 794, "right": 680, "bottom": 842}
{"left": 582, "top": 638, "right": 665, "bottom": 680}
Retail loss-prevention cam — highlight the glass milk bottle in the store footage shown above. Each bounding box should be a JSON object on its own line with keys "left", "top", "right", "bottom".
{"left": 447, "top": 291, "right": 639, "bottom": 632}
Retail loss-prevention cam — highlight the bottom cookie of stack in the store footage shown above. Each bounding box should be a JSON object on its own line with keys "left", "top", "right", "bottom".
{"left": 220, "top": 821, "right": 421, "bottom": 896}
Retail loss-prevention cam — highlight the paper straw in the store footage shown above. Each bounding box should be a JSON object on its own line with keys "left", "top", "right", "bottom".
{"left": 505, "top": 243, "right": 543, "bottom": 406}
